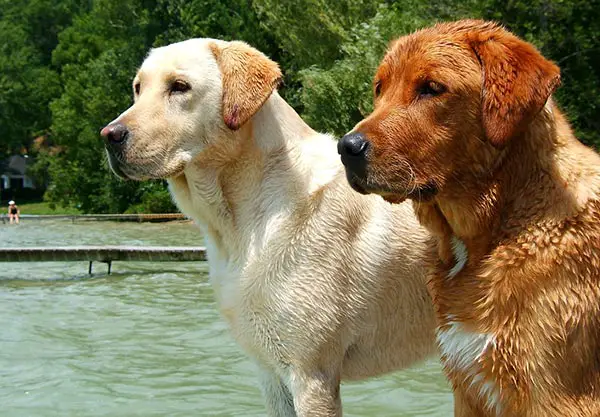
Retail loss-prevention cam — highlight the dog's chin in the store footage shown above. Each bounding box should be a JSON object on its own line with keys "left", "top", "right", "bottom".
{"left": 377, "top": 182, "right": 438, "bottom": 204}
{"left": 117, "top": 166, "right": 184, "bottom": 181}
{"left": 345, "top": 173, "right": 370, "bottom": 195}
{"left": 106, "top": 150, "right": 187, "bottom": 181}
{"left": 379, "top": 192, "right": 408, "bottom": 204}
{"left": 364, "top": 181, "right": 438, "bottom": 205}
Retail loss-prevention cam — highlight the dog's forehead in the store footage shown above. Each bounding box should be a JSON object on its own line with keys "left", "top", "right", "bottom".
{"left": 139, "top": 38, "right": 226, "bottom": 78}
{"left": 383, "top": 33, "right": 474, "bottom": 78}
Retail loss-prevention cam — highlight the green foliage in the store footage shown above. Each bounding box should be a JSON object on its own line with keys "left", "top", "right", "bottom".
{"left": 1, "top": 0, "right": 599, "bottom": 212}
{"left": 126, "top": 182, "right": 177, "bottom": 214}
{"left": 252, "top": 0, "right": 385, "bottom": 110}
{"left": 0, "top": 0, "right": 84, "bottom": 157}
{"left": 253, "top": 0, "right": 383, "bottom": 69}
{"left": 155, "top": 0, "right": 276, "bottom": 49}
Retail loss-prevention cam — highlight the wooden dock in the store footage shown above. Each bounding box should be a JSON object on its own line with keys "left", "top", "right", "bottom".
{"left": 6, "top": 213, "right": 188, "bottom": 223}
{"left": 0, "top": 246, "right": 206, "bottom": 274}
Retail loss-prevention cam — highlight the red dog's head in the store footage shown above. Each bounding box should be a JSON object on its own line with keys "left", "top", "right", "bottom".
{"left": 338, "top": 20, "right": 560, "bottom": 203}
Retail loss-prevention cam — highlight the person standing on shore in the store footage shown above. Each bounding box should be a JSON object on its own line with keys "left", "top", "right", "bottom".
{"left": 8, "top": 200, "right": 20, "bottom": 224}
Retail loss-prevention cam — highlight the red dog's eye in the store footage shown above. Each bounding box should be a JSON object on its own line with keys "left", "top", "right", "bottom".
{"left": 418, "top": 81, "right": 445, "bottom": 98}
{"left": 374, "top": 80, "right": 382, "bottom": 98}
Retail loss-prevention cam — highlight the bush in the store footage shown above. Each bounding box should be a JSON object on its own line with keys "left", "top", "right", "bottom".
{"left": 126, "top": 182, "right": 178, "bottom": 214}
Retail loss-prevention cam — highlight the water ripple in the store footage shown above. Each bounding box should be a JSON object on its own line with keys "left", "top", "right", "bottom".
{"left": 0, "top": 220, "right": 452, "bottom": 416}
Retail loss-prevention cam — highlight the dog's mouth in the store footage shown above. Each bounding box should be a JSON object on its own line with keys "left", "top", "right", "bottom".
{"left": 347, "top": 173, "right": 438, "bottom": 204}
{"left": 105, "top": 148, "right": 188, "bottom": 181}
{"left": 106, "top": 151, "right": 130, "bottom": 179}
{"left": 379, "top": 182, "right": 437, "bottom": 204}
{"left": 105, "top": 149, "right": 157, "bottom": 181}
{"left": 345, "top": 172, "right": 408, "bottom": 203}
{"left": 405, "top": 181, "right": 438, "bottom": 202}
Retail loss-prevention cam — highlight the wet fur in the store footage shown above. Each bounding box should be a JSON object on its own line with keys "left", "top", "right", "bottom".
{"left": 345, "top": 20, "right": 600, "bottom": 416}
{"left": 102, "top": 38, "right": 437, "bottom": 416}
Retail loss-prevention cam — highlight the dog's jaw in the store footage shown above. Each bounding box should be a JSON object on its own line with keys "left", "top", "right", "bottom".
{"left": 106, "top": 150, "right": 129, "bottom": 179}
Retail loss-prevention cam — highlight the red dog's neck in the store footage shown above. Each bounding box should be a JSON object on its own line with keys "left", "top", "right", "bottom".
{"left": 415, "top": 102, "right": 592, "bottom": 267}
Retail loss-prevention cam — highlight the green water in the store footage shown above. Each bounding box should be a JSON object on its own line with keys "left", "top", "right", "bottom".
{"left": 0, "top": 220, "right": 452, "bottom": 416}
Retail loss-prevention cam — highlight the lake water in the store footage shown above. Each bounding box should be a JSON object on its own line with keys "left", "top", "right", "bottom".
{"left": 0, "top": 220, "right": 452, "bottom": 416}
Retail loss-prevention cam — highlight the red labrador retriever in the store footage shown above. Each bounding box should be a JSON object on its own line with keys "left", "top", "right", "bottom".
{"left": 338, "top": 19, "right": 600, "bottom": 417}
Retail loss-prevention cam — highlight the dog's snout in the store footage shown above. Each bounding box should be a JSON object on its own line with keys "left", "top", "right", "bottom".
{"left": 101, "top": 123, "right": 129, "bottom": 146}
{"left": 338, "top": 132, "right": 369, "bottom": 157}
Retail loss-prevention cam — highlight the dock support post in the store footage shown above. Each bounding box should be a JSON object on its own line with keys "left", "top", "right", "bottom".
{"left": 107, "top": 260, "right": 112, "bottom": 275}
{"left": 88, "top": 261, "right": 93, "bottom": 275}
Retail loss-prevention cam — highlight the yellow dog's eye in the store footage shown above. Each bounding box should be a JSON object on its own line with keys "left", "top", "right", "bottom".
{"left": 134, "top": 83, "right": 141, "bottom": 95}
{"left": 170, "top": 80, "right": 191, "bottom": 94}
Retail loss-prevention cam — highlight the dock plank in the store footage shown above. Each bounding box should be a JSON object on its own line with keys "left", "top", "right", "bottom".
{"left": 2, "top": 213, "right": 187, "bottom": 223}
{"left": 0, "top": 246, "right": 207, "bottom": 262}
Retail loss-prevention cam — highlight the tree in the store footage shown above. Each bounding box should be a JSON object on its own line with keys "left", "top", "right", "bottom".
{"left": 0, "top": 0, "right": 84, "bottom": 158}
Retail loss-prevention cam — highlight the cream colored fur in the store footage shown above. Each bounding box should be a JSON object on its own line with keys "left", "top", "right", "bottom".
{"left": 102, "top": 38, "right": 436, "bottom": 416}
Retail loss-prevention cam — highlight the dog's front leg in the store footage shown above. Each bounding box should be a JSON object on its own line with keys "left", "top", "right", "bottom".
{"left": 289, "top": 369, "right": 342, "bottom": 417}
{"left": 259, "top": 367, "right": 297, "bottom": 417}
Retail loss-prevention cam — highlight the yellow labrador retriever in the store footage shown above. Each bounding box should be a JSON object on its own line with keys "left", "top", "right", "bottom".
{"left": 100, "top": 39, "right": 436, "bottom": 416}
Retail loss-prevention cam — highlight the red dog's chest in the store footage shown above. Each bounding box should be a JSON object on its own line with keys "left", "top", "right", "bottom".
{"left": 428, "top": 236, "right": 519, "bottom": 416}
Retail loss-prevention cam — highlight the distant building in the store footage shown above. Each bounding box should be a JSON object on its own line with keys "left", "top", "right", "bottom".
{"left": 1, "top": 155, "right": 35, "bottom": 192}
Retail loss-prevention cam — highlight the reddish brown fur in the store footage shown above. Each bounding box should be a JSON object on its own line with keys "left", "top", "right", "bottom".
{"left": 210, "top": 41, "right": 282, "bottom": 130}
{"left": 351, "top": 20, "right": 600, "bottom": 416}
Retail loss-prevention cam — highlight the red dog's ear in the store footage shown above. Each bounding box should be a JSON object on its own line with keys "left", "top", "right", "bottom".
{"left": 210, "top": 41, "right": 282, "bottom": 130}
{"left": 468, "top": 27, "right": 561, "bottom": 147}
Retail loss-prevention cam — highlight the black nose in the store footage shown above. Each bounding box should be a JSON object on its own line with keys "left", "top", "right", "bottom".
{"left": 338, "top": 132, "right": 369, "bottom": 157}
{"left": 338, "top": 132, "right": 369, "bottom": 180}
{"left": 101, "top": 123, "right": 129, "bottom": 146}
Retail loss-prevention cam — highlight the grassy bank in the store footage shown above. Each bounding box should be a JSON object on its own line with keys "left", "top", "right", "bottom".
{"left": 13, "top": 202, "right": 81, "bottom": 215}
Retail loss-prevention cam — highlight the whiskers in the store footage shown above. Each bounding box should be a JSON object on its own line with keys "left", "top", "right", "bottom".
{"left": 368, "top": 156, "right": 417, "bottom": 198}
{"left": 403, "top": 161, "right": 419, "bottom": 197}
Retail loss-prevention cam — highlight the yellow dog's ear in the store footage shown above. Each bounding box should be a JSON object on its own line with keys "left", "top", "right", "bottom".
{"left": 467, "top": 23, "right": 560, "bottom": 147}
{"left": 210, "top": 41, "right": 282, "bottom": 130}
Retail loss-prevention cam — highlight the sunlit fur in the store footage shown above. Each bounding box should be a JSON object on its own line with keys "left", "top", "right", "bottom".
{"left": 345, "top": 20, "right": 600, "bottom": 416}
{"left": 102, "top": 38, "right": 437, "bottom": 416}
